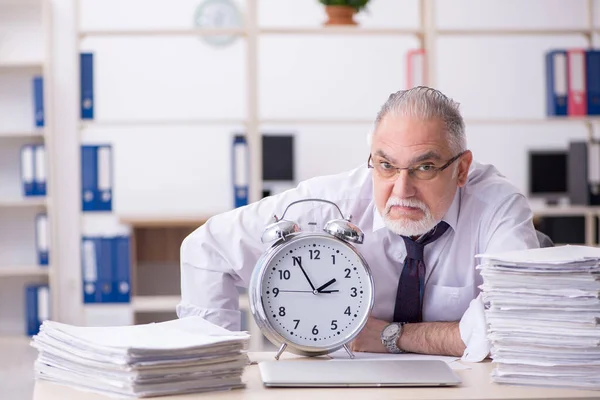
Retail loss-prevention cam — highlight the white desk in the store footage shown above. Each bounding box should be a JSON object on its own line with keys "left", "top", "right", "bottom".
{"left": 33, "top": 352, "right": 600, "bottom": 400}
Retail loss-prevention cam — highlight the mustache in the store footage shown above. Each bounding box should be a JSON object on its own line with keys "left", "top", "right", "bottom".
{"left": 384, "top": 197, "right": 428, "bottom": 214}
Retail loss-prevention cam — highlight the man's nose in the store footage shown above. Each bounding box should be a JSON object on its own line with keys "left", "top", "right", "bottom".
{"left": 391, "top": 169, "right": 417, "bottom": 198}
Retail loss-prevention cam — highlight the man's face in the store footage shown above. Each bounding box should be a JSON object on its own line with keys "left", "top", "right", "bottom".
{"left": 370, "top": 114, "right": 472, "bottom": 237}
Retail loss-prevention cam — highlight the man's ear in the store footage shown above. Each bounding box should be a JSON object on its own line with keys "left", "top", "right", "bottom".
{"left": 457, "top": 150, "right": 473, "bottom": 187}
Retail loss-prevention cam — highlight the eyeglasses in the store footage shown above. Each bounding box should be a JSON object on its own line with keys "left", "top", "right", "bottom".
{"left": 367, "top": 151, "right": 466, "bottom": 181}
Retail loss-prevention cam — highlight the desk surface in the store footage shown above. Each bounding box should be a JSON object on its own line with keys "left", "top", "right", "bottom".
{"left": 33, "top": 352, "right": 600, "bottom": 400}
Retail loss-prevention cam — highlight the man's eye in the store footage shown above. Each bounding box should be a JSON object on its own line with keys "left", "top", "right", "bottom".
{"left": 415, "top": 164, "right": 435, "bottom": 172}
{"left": 379, "top": 162, "right": 394, "bottom": 170}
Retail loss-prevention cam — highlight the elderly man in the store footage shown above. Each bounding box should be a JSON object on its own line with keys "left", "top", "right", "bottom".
{"left": 177, "top": 86, "right": 540, "bottom": 359}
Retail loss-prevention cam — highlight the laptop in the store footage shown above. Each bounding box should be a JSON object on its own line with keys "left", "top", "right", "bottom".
{"left": 258, "top": 359, "right": 462, "bottom": 388}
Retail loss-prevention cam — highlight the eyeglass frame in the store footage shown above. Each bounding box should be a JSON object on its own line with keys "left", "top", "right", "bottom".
{"left": 367, "top": 150, "right": 467, "bottom": 181}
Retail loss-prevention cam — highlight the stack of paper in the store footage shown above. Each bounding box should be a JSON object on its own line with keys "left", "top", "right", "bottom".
{"left": 478, "top": 245, "right": 600, "bottom": 390}
{"left": 31, "top": 317, "right": 250, "bottom": 398}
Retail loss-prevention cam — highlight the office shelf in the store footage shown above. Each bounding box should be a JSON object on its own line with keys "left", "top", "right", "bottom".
{"left": 119, "top": 215, "right": 214, "bottom": 227}
{"left": 131, "top": 295, "right": 180, "bottom": 313}
{"left": 0, "top": 130, "right": 45, "bottom": 139}
{"left": 0, "top": 266, "right": 49, "bottom": 278}
{"left": 132, "top": 294, "right": 249, "bottom": 313}
{"left": 80, "top": 119, "right": 245, "bottom": 128}
{"left": 0, "top": 198, "right": 47, "bottom": 208}
{"left": 78, "top": 28, "right": 246, "bottom": 38}
{"left": 0, "top": 61, "right": 43, "bottom": 72}
{"left": 436, "top": 28, "right": 593, "bottom": 36}
{"left": 260, "top": 27, "right": 423, "bottom": 36}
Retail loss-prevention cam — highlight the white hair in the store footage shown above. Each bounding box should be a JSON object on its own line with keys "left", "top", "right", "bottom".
{"left": 382, "top": 197, "right": 437, "bottom": 236}
{"left": 366, "top": 86, "right": 466, "bottom": 154}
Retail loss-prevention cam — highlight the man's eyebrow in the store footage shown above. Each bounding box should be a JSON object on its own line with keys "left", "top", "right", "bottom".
{"left": 410, "top": 151, "right": 442, "bottom": 164}
{"left": 373, "top": 150, "right": 442, "bottom": 165}
{"left": 373, "top": 150, "right": 396, "bottom": 163}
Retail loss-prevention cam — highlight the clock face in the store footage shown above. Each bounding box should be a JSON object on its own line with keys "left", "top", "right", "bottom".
{"left": 193, "top": 0, "right": 241, "bottom": 47}
{"left": 257, "top": 234, "right": 373, "bottom": 351}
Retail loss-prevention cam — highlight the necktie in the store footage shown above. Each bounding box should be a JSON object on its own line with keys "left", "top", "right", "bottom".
{"left": 393, "top": 221, "right": 450, "bottom": 323}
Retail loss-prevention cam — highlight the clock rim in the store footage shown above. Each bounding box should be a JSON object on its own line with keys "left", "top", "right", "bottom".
{"left": 249, "top": 232, "right": 375, "bottom": 356}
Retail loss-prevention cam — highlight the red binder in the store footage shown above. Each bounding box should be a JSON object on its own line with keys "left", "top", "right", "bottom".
{"left": 567, "top": 49, "right": 587, "bottom": 116}
{"left": 407, "top": 49, "right": 426, "bottom": 88}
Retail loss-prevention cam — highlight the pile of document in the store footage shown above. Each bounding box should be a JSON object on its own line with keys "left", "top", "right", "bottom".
{"left": 31, "top": 316, "right": 250, "bottom": 398}
{"left": 478, "top": 245, "right": 600, "bottom": 390}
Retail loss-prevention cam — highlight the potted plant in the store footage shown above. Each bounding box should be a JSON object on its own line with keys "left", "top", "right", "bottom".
{"left": 318, "top": 0, "right": 370, "bottom": 26}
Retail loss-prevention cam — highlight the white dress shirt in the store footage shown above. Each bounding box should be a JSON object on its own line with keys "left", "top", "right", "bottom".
{"left": 177, "top": 161, "right": 540, "bottom": 333}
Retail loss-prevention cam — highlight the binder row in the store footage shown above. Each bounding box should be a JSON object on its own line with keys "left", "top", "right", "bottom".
{"left": 21, "top": 144, "right": 47, "bottom": 197}
{"left": 36, "top": 213, "right": 50, "bottom": 266}
{"left": 232, "top": 135, "right": 249, "bottom": 208}
{"left": 81, "top": 236, "right": 131, "bottom": 304}
{"left": 33, "top": 76, "right": 44, "bottom": 127}
{"left": 546, "top": 49, "right": 600, "bottom": 116}
{"left": 26, "top": 284, "right": 50, "bottom": 336}
{"left": 81, "top": 145, "right": 113, "bottom": 212}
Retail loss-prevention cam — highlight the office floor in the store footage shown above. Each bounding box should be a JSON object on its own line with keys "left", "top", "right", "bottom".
{"left": 0, "top": 336, "right": 38, "bottom": 400}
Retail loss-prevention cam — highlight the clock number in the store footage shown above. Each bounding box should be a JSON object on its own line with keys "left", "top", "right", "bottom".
{"left": 344, "top": 268, "right": 351, "bottom": 278}
{"left": 292, "top": 256, "right": 302, "bottom": 266}
{"left": 330, "top": 320, "right": 338, "bottom": 330}
{"left": 293, "top": 319, "right": 300, "bottom": 329}
{"left": 344, "top": 306, "right": 351, "bottom": 316}
{"left": 331, "top": 255, "right": 336, "bottom": 265}
{"left": 309, "top": 250, "right": 320, "bottom": 260}
{"left": 312, "top": 325, "right": 319, "bottom": 335}
{"left": 272, "top": 288, "right": 279, "bottom": 297}
{"left": 278, "top": 270, "right": 291, "bottom": 280}
{"left": 350, "top": 287, "right": 357, "bottom": 297}
{"left": 279, "top": 307, "right": 286, "bottom": 316}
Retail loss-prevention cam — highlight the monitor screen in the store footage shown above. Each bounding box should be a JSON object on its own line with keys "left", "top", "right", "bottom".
{"left": 262, "top": 135, "right": 294, "bottom": 181}
{"left": 528, "top": 151, "right": 568, "bottom": 195}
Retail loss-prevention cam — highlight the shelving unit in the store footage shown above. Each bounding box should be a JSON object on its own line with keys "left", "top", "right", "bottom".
{"left": 0, "top": 0, "right": 57, "bottom": 337}
{"left": 69, "top": 0, "right": 599, "bottom": 350}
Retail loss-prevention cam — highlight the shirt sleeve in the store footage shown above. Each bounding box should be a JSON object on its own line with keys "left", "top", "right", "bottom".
{"left": 176, "top": 182, "right": 319, "bottom": 331}
{"left": 481, "top": 193, "right": 540, "bottom": 255}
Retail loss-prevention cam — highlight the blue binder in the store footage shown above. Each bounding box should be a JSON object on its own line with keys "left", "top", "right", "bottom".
{"left": 81, "top": 237, "right": 114, "bottom": 303}
{"left": 112, "top": 236, "right": 131, "bottom": 303}
{"left": 80, "top": 53, "right": 94, "bottom": 120}
{"left": 25, "top": 285, "right": 50, "bottom": 336}
{"left": 20, "top": 145, "right": 35, "bottom": 197}
{"left": 33, "top": 144, "right": 47, "bottom": 196}
{"left": 81, "top": 145, "right": 113, "bottom": 211}
{"left": 586, "top": 50, "right": 600, "bottom": 115}
{"left": 35, "top": 213, "right": 49, "bottom": 266}
{"left": 232, "top": 135, "right": 249, "bottom": 208}
{"left": 545, "top": 50, "right": 568, "bottom": 116}
{"left": 33, "top": 76, "right": 44, "bottom": 127}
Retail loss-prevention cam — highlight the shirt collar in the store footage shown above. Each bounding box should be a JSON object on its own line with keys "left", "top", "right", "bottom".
{"left": 371, "top": 189, "right": 461, "bottom": 234}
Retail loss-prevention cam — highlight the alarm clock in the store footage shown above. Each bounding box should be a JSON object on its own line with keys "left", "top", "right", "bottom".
{"left": 249, "top": 198, "right": 374, "bottom": 360}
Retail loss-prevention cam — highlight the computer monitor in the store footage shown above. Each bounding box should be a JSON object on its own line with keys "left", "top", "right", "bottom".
{"left": 528, "top": 150, "right": 568, "bottom": 205}
{"left": 262, "top": 134, "right": 295, "bottom": 197}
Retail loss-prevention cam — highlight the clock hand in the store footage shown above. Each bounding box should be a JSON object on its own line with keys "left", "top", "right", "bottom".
{"left": 316, "top": 278, "right": 337, "bottom": 293}
{"left": 318, "top": 290, "right": 339, "bottom": 294}
{"left": 277, "top": 290, "right": 313, "bottom": 293}
{"left": 294, "top": 257, "right": 317, "bottom": 292}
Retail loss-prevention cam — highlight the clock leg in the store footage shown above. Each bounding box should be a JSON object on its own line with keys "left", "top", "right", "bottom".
{"left": 343, "top": 344, "right": 355, "bottom": 359}
{"left": 274, "top": 343, "right": 288, "bottom": 360}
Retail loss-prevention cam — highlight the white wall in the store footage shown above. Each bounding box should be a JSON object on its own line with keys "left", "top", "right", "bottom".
{"left": 72, "top": 0, "right": 595, "bottom": 219}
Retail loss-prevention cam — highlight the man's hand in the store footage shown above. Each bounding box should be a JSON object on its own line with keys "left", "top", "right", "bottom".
{"left": 349, "top": 317, "right": 389, "bottom": 353}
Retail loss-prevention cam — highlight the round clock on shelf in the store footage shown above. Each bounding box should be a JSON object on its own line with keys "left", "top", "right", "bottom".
{"left": 249, "top": 199, "right": 374, "bottom": 360}
{"left": 193, "top": 0, "right": 242, "bottom": 47}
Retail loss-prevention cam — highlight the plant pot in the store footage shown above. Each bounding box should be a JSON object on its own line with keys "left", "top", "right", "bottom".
{"left": 324, "top": 5, "right": 357, "bottom": 26}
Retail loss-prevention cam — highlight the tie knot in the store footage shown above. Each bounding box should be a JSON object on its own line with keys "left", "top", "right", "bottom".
{"left": 401, "top": 221, "right": 450, "bottom": 261}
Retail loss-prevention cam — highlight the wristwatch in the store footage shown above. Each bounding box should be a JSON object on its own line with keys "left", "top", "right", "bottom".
{"left": 381, "top": 322, "right": 406, "bottom": 354}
